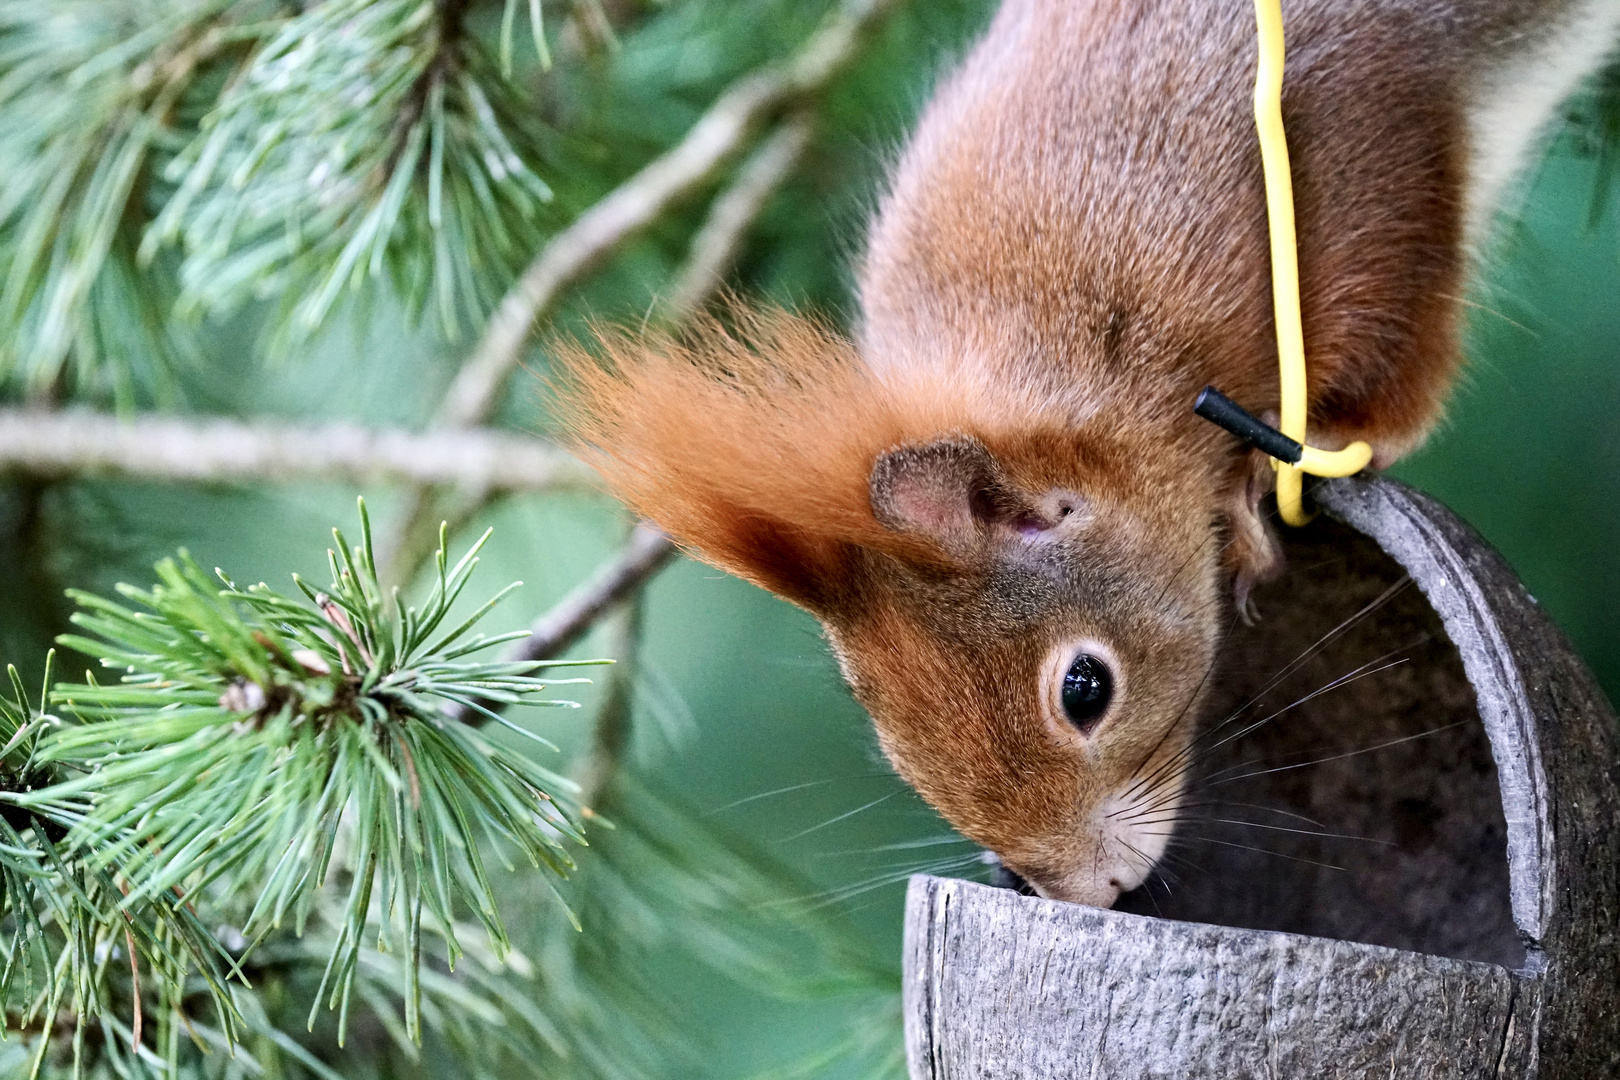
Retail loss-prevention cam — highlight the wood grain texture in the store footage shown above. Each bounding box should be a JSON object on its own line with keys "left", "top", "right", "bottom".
{"left": 905, "top": 876, "right": 1534, "bottom": 1079}
{"left": 904, "top": 476, "right": 1620, "bottom": 1078}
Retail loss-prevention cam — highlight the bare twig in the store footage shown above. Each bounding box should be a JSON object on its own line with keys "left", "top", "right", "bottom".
{"left": 0, "top": 409, "right": 598, "bottom": 493}
{"left": 447, "top": 523, "right": 674, "bottom": 724}
{"left": 515, "top": 523, "right": 674, "bottom": 664}
{"left": 565, "top": 0, "right": 620, "bottom": 55}
{"left": 573, "top": 595, "right": 642, "bottom": 812}
{"left": 437, "top": 0, "right": 901, "bottom": 429}
{"left": 124, "top": 923, "right": 142, "bottom": 1049}
{"left": 662, "top": 115, "right": 814, "bottom": 324}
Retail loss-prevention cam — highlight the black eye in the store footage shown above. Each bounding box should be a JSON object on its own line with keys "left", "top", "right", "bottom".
{"left": 1061, "top": 653, "right": 1113, "bottom": 732}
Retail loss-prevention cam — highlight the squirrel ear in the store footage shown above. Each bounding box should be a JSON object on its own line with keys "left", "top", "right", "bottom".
{"left": 869, "top": 435, "right": 1005, "bottom": 552}
{"left": 1223, "top": 449, "right": 1285, "bottom": 619}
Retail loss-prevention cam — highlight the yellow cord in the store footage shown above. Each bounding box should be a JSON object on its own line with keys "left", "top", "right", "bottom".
{"left": 1252, "top": 0, "right": 1372, "bottom": 525}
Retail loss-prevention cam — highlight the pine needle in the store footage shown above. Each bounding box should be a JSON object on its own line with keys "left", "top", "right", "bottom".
{"left": 20, "top": 498, "right": 595, "bottom": 1045}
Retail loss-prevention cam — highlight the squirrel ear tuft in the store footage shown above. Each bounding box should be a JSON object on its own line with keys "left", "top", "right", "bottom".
{"left": 869, "top": 435, "right": 1005, "bottom": 553}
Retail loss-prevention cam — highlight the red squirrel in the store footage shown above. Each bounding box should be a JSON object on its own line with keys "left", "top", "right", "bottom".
{"left": 557, "top": 0, "right": 1620, "bottom": 906}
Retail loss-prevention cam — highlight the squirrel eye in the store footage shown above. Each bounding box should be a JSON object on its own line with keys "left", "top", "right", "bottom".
{"left": 1061, "top": 653, "right": 1113, "bottom": 733}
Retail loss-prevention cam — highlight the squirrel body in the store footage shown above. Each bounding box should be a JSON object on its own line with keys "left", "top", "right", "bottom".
{"left": 560, "top": 0, "right": 1620, "bottom": 905}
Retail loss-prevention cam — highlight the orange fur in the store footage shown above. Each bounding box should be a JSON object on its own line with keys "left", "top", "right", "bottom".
{"left": 554, "top": 302, "right": 1184, "bottom": 613}
{"left": 553, "top": 305, "right": 919, "bottom": 608}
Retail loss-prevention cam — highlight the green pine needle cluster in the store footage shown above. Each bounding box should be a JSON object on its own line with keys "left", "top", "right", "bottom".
{"left": 150, "top": 0, "right": 560, "bottom": 347}
{"left": 0, "top": 0, "right": 559, "bottom": 401}
{"left": 0, "top": 501, "right": 603, "bottom": 1070}
{"left": 0, "top": 516, "right": 905, "bottom": 1079}
{"left": 0, "top": 653, "right": 238, "bottom": 1079}
{"left": 0, "top": 0, "right": 257, "bottom": 402}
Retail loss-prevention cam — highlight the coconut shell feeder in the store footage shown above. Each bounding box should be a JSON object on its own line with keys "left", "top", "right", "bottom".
{"left": 902, "top": 475, "right": 1620, "bottom": 1078}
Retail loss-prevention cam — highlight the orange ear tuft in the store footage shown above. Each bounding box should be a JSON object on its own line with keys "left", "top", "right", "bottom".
{"left": 550, "top": 304, "right": 922, "bottom": 614}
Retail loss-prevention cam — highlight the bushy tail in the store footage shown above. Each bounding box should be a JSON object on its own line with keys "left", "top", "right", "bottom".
{"left": 551, "top": 304, "right": 929, "bottom": 612}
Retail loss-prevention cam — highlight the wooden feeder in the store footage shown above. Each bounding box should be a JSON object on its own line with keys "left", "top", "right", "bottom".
{"left": 903, "top": 476, "right": 1620, "bottom": 1078}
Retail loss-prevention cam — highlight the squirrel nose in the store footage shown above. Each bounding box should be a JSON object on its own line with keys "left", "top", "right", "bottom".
{"left": 1029, "top": 871, "right": 1124, "bottom": 909}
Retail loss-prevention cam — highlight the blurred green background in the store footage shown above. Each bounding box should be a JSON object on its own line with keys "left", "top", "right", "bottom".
{"left": 0, "top": 1, "right": 1615, "bottom": 1076}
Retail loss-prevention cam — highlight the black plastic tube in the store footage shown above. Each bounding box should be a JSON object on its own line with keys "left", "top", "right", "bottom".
{"left": 1192, "top": 385, "right": 1303, "bottom": 464}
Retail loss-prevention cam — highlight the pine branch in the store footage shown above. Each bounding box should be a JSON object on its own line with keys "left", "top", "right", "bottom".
{"left": 509, "top": 523, "right": 674, "bottom": 664}
{"left": 150, "top": 0, "right": 563, "bottom": 348}
{"left": 0, "top": 0, "right": 265, "bottom": 403}
{"left": 566, "top": 578, "right": 640, "bottom": 811}
{"left": 16, "top": 501, "right": 603, "bottom": 1045}
{"left": 438, "top": 0, "right": 904, "bottom": 429}
{"left": 446, "top": 523, "right": 674, "bottom": 725}
{"left": 0, "top": 652, "right": 241, "bottom": 1074}
{"left": 0, "top": 407, "right": 598, "bottom": 493}
{"left": 662, "top": 115, "right": 814, "bottom": 324}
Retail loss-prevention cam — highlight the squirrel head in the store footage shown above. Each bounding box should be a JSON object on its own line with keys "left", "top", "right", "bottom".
{"left": 554, "top": 306, "right": 1257, "bottom": 905}
{"left": 835, "top": 431, "right": 1224, "bottom": 904}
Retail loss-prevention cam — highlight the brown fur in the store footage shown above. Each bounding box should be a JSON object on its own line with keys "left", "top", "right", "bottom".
{"left": 553, "top": 0, "right": 1618, "bottom": 903}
